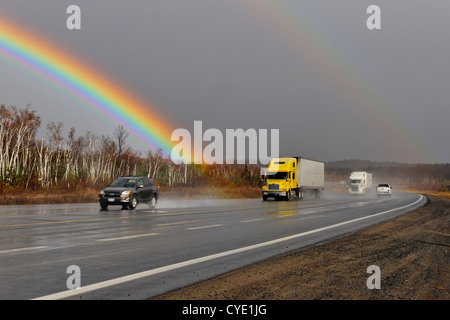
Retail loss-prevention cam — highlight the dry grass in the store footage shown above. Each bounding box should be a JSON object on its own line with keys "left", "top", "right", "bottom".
{"left": 0, "top": 188, "right": 100, "bottom": 205}
{"left": 401, "top": 188, "right": 450, "bottom": 199}
{"left": 0, "top": 185, "right": 262, "bottom": 205}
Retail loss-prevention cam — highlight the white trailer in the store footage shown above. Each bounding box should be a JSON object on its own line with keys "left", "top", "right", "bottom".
{"left": 348, "top": 171, "right": 372, "bottom": 195}
{"left": 296, "top": 157, "right": 325, "bottom": 197}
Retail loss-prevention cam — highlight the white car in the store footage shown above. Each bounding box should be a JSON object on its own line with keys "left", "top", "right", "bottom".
{"left": 377, "top": 184, "right": 392, "bottom": 196}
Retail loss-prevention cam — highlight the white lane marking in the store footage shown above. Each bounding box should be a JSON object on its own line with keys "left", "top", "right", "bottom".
{"left": 96, "top": 233, "right": 160, "bottom": 242}
{"left": 0, "top": 246, "right": 49, "bottom": 254}
{"left": 33, "top": 195, "right": 423, "bottom": 300}
{"left": 298, "top": 215, "right": 325, "bottom": 221}
{"left": 240, "top": 218, "right": 265, "bottom": 223}
{"left": 299, "top": 210, "right": 319, "bottom": 215}
{"left": 186, "top": 224, "right": 223, "bottom": 230}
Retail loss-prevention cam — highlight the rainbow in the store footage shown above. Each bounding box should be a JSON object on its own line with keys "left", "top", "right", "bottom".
{"left": 238, "top": 0, "right": 431, "bottom": 162}
{"left": 0, "top": 15, "right": 181, "bottom": 161}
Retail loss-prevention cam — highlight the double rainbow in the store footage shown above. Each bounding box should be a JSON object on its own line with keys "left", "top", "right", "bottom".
{"left": 0, "top": 16, "right": 178, "bottom": 159}
{"left": 238, "top": 0, "right": 430, "bottom": 162}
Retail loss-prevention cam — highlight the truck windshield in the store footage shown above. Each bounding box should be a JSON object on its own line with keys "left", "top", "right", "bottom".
{"left": 267, "top": 172, "right": 289, "bottom": 180}
{"left": 350, "top": 180, "right": 361, "bottom": 184}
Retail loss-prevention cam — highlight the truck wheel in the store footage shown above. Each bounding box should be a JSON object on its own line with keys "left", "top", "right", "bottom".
{"left": 285, "top": 191, "right": 290, "bottom": 201}
{"left": 100, "top": 203, "right": 108, "bottom": 210}
{"left": 262, "top": 195, "right": 268, "bottom": 201}
{"left": 129, "top": 196, "right": 138, "bottom": 210}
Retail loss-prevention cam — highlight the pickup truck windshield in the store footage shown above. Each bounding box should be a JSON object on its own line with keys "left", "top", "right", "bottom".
{"left": 267, "top": 172, "right": 289, "bottom": 180}
{"left": 110, "top": 178, "right": 137, "bottom": 187}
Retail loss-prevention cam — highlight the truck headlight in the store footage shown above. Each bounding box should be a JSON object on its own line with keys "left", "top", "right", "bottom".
{"left": 121, "top": 190, "right": 131, "bottom": 195}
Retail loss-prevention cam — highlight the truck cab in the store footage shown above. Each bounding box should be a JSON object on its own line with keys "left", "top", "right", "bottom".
{"left": 348, "top": 171, "right": 372, "bottom": 195}
{"left": 262, "top": 157, "right": 297, "bottom": 201}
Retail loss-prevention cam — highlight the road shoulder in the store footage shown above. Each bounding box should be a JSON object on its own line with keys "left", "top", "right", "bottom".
{"left": 153, "top": 195, "right": 449, "bottom": 300}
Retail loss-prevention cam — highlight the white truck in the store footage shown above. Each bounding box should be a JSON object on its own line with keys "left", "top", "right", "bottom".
{"left": 348, "top": 171, "right": 372, "bottom": 195}
{"left": 262, "top": 157, "right": 325, "bottom": 200}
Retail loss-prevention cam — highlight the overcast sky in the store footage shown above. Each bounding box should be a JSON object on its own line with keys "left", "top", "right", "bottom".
{"left": 0, "top": 0, "right": 449, "bottom": 163}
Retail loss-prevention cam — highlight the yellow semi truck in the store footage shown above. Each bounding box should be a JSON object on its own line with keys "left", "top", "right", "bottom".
{"left": 262, "top": 157, "right": 324, "bottom": 201}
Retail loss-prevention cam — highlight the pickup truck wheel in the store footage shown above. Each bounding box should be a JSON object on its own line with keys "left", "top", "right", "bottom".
{"left": 100, "top": 203, "right": 108, "bottom": 210}
{"left": 149, "top": 195, "right": 157, "bottom": 208}
{"left": 129, "top": 196, "right": 138, "bottom": 210}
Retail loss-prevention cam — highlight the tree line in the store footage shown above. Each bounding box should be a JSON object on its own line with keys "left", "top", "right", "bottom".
{"left": 2, "top": 105, "right": 447, "bottom": 193}
{"left": 326, "top": 161, "right": 450, "bottom": 189}
{"left": 0, "top": 105, "right": 261, "bottom": 192}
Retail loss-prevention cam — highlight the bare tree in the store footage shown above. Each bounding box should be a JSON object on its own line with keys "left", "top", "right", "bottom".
{"left": 113, "top": 125, "right": 129, "bottom": 158}
{"left": 47, "top": 121, "right": 64, "bottom": 184}
{"left": 147, "top": 148, "right": 163, "bottom": 180}
{"left": 0, "top": 105, "right": 40, "bottom": 183}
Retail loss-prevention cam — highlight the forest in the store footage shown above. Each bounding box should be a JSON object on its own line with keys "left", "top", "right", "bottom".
{"left": 0, "top": 105, "right": 261, "bottom": 194}
{"left": 0, "top": 104, "right": 448, "bottom": 199}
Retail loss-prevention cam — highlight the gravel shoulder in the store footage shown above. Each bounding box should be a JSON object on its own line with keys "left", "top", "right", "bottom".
{"left": 153, "top": 195, "right": 449, "bottom": 300}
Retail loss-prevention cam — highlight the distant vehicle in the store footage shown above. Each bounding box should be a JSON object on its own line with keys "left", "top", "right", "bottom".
{"left": 376, "top": 184, "right": 392, "bottom": 196}
{"left": 98, "top": 176, "right": 158, "bottom": 210}
{"left": 261, "top": 157, "right": 324, "bottom": 201}
{"left": 348, "top": 171, "right": 372, "bottom": 195}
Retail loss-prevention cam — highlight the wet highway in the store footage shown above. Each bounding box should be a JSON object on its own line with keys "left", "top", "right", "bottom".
{"left": 0, "top": 192, "right": 425, "bottom": 299}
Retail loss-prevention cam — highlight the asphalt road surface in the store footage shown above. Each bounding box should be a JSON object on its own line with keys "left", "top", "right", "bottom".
{"left": 0, "top": 191, "right": 425, "bottom": 300}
